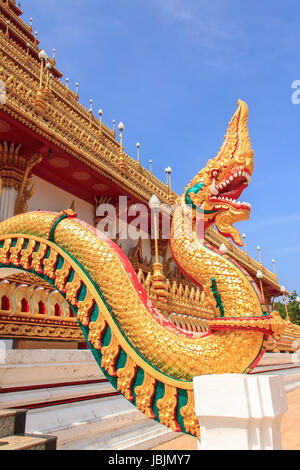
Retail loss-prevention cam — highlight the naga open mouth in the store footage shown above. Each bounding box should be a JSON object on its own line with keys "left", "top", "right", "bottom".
{"left": 209, "top": 166, "right": 252, "bottom": 211}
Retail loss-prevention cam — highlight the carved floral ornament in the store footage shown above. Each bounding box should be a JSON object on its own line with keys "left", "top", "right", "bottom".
{"left": 0, "top": 141, "right": 42, "bottom": 216}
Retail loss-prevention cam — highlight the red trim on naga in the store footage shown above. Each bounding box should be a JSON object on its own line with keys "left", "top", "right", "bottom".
{"left": 0, "top": 378, "right": 109, "bottom": 394}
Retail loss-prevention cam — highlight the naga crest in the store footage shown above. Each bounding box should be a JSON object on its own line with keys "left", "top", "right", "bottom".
{"left": 183, "top": 100, "right": 254, "bottom": 247}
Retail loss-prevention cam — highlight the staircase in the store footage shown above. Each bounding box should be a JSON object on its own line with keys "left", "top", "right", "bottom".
{"left": 0, "top": 409, "right": 57, "bottom": 450}
{"left": 0, "top": 349, "right": 177, "bottom": 450}
{"left": 2, "top": 349, "right": 299, "bottom": 450}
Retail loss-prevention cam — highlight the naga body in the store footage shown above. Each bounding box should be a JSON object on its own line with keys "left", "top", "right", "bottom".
{"left": 0, "top": 100, "right": 285, "bottom": 437}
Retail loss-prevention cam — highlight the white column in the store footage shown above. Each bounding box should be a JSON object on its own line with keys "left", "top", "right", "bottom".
{"left": 0, "top": 340, "right": 13, "bottom": 350}
{"left": 0, "top": 186, "right": 18, "bottom": 222}
{"left": 193, "top": 374, "right": 287, "bottom": 450}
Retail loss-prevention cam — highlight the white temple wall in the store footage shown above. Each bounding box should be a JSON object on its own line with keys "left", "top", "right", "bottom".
{"left": 28, "top": 176, "right": 94, "bottom": 226}
{"left": 117, "top": 232, "right": 152, "bottom": 261}
{"left": 142, "top": 238, "right": 152, "bottom": 262}
{"left": 0, "top": 187, "right": 18, "bottom": 222}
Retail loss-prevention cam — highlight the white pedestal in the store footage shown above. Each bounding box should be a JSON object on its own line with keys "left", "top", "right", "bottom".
{"left": 193, "top": 374, "right": 288, "bottom": 450}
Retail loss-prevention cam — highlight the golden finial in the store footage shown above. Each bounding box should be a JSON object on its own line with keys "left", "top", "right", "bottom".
{"left": 98, "top": 109, "right": 103, "bottom": 132}
{"left": 48, "top": 73, "right": 53, "bottom": 92}
{"left": 280, "top": 286, "right": 290, "bottom": 322}
{"left": 149, "top": 195, "right": 169, "bottom": 303}
{"left": 165, "top": 168, "right": 168, "bottom": 186}
{"left": 136, "top": 142, "right": 140, "bottom": 164}
{"left": 118, "top": 122, "right": 124, "bottom": 154}
{"left": 6, "top": 20, "right": 10, "bottom": 38}
{"left": 272, "top": 259, "right": 278, "bottom": 279}
{"left": 45, "top": 62, "right": 52, "bottom": 89}
{"left": 118, "top": 122, "right": 126, "bottom": 171}
{"left": 38, "top": 50, "right": 47, "bottom": 89}
{"left": 88, "top": 99, "right": 94, "bottom": 127}
{"left": 256, "top": 270, "right": 266, "bottom": 307}
{"left": 165, "top": 167, "right": 172, "bottom": 189}
{"left": 242, "top": 233, "right": 247, "bottom": 254}
{"left": 26, "top": 42, "right": 30, "bottom": 62}
{"left": 165, "top": 167, "right": 175, "bottom": 203}
{"left": 257, "top": 245, "right": 262, "bottom": 265}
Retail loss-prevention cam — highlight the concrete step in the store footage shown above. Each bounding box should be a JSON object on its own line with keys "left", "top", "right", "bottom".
{"left": 0, "top": 433, "right": 57, "bottom": 450}
{"left": 0, "top": 409, "right": 27, "bottom": 439}
{"left": 3, "top": 350, "right": 298, "bottom": 450}
{"left": 0, "top": 408, "right": 57, "bottom": 450}
{"left": 284, "top": 373, "right": 300, "bottom": 392}
{"left": 44, "top": 398, "right": 177, "bottom": 450}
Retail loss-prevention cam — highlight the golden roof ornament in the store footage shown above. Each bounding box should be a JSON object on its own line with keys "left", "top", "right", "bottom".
{"left": 136, "top": 142, "right": 140, "bottom": 164}
{"left": 98, "top": 109, "right": 103, "bottom": 134}
{"left": 118, "top": 122, "right": 127, "bottom": 173}
{"left": 149, "top": 195, "right": 169, "bottom": 303}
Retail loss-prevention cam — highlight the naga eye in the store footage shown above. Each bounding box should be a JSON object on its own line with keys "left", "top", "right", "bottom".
{"left": 211, "top": 169, "right": 219, "bottom": 179}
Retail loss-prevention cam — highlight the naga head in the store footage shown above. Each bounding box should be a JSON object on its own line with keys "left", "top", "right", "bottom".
{"left": 183, "top": 100, "right": 254, "bottom": 247}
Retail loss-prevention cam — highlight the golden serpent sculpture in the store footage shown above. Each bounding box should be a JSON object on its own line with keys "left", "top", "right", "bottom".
{"left": 0, "top": 100, "right": 285, "bottom": 437}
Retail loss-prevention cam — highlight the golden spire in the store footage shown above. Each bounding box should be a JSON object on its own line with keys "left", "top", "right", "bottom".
{"left": 281, "top": 286, "right": 290, "bottom": 322}
{"left": 136, "top": 142, "right": 140, "bottom": 164}
{"left": 118, "top": 122, "right": 127, "bottom": 173}
{"left": 149, "top": 196, "right": 169, "bottom": 303}
{"left": 242, "top": 233, "right": 247, "bottom": 254}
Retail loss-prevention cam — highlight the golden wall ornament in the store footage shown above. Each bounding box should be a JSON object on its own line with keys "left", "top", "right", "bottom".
{"left": 54, "top": 259, "right": 71, "bottom": 293}
{"left": 180, "top": 390, "right": 200, "bottom": 438}
{"left": 101, "top": 334, "right": 121, "bottom": 377}
{"left": 0, "top": 276, "right": 83, "bottom": 342}
{"left": 0, "top": 101, "right": 287, "bottom": 438}
{"left": 135, "top": 373, "right": 156, "bottom": 419}
{"left": 31, "top": 242, "right": 47, "bottom": 274}
{"left": 65, "top": 273, "right": 82, "bottom": 307}
{"left": 0, "top": 142, "right": 24, "bottom": 190}
{"left": 20, "top": 239, "right": 37, "bottom": 270}
{"left": 88, "top": 315, "right": 107, "bottom": 350}
{"left": 77, "top": 290, "right": 95, "bottom": 327}
{"left": 117, "top": 356, "right": 138, "bottom": 402}
{"left": 43, "top": 248, "right": 59, "bottom": 280}
{"left": 157, "top": 385, "right": 181, "bottom": 432}
{"left": 13, "top": 151, "right": 43, "bottom": 216}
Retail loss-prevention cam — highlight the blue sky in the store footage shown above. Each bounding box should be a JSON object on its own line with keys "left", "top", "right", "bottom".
{"left": 22, "top": 0, "right": 300, "bottom": 295}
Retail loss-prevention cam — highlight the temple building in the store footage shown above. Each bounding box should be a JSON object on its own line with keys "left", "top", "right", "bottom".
{"left": 0, "top": 0, "right": 299, "bottom": 355}
{"left": 0, "top": 0, "right": 300, "bottom": 451}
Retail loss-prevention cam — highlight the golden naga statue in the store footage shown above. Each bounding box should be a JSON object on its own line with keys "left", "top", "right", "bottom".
{"left": 0, "top": 100, "right": 286, "bottom": 437}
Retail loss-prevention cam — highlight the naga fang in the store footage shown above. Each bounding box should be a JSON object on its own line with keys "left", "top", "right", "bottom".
{"left": 0, "top": 100, "right": 286, "bottom": 438}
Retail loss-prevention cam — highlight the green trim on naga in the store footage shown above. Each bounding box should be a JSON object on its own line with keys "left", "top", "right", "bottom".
{"left": 49, "top": 214, "right": 69, "bottom": 242}
{"left": 210, "top": 277, "right": 225, "bottom": 318}
{"left": 0, "top": 235, "right": 194, "bottom": 386}
{"left": 185, "top": 182, "right": 217, "bottom": 214}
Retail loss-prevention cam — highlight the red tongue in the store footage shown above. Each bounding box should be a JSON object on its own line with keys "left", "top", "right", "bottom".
{"left": 221, "top": 186, "right": 244, "bottom": 200}
{"left": 219, "top": 177, "right": 248, "bottom": 199}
